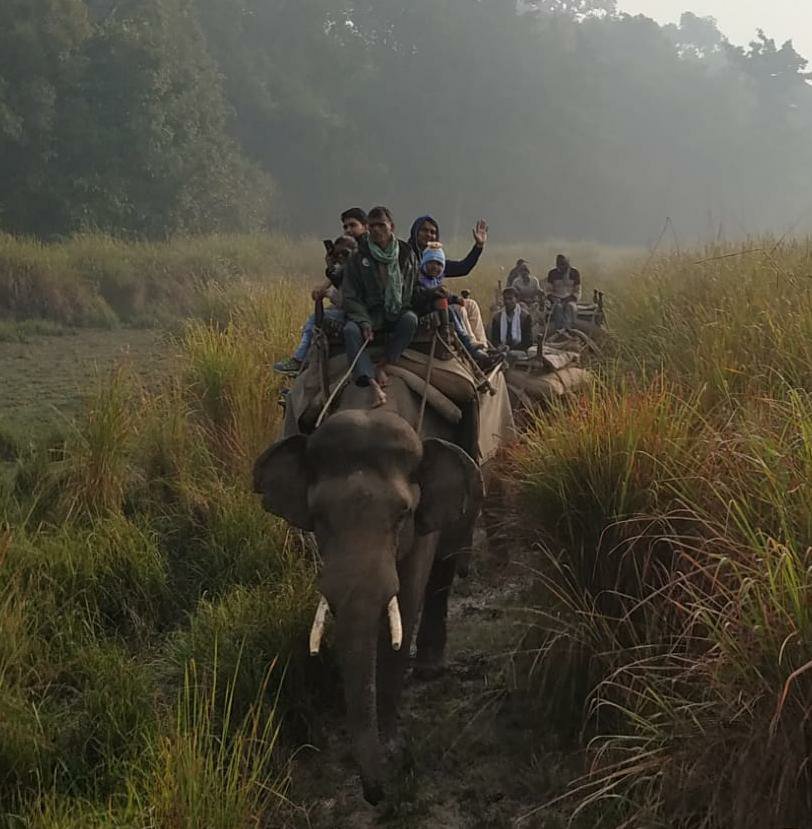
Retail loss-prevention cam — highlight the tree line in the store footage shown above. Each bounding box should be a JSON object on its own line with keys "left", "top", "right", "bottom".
{"left": 2, "top": 0, "right": 810, "bottom": 243}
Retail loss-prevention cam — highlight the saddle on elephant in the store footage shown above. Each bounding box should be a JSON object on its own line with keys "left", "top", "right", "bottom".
{"left": 281, "top": 301, "right": 515, "bottom": 464}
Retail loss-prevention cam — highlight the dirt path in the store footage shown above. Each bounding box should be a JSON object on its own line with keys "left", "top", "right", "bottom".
{"left": 285, "top": 531, "right": 568, "bottom": 829}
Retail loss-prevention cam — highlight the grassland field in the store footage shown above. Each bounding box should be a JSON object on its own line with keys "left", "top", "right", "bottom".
{"left": 1, "top": 232, "right": 811, "bottom": 827}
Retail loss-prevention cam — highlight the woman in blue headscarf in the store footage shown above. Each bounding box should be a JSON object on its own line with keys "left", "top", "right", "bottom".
{"left": 408, "top": 215, "right": 488, "bottom": 278}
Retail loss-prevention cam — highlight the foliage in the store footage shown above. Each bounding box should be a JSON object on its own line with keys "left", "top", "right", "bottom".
{"left": 0, "top": 288, "right": 310, "bottom": 822}
{"left": 0, "top": 0, "right": 270, "bottom": 239}
{"left": 514, "top": 239, "right": 812, "bottom": 826}
{"left": 0, "top": 231, "right": 313, "bottom": 326}
{"left": 2, "top": 2, "right": 812, "bottom": 241}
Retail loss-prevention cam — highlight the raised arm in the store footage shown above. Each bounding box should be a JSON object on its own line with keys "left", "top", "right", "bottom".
{"left": 444, "top": 219, "right": 488, "bottom": 278}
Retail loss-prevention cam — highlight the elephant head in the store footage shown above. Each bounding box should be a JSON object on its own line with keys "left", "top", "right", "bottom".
{"left": 252, "top": 409, "right": 482, "bottom": 803}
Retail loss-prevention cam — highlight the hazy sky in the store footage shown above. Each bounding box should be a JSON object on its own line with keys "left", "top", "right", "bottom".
{"left": 619, "top": 1, "right": 812, "bottom": 61}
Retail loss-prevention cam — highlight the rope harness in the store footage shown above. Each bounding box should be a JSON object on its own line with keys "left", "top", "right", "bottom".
{"left": 416, "top": 331, "right": 438, "bottom": 436}
{"left": 314, "top": 336, "right": 370, "bottom": 429}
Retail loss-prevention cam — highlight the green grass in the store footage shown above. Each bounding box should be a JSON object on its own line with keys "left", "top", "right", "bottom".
{"left": 513, "top": 236, "right": 812, "bottom": 827}
{"left": 4, "top": 230, "right": 811, "bottom": 824}
{"left": 0, "top": 231, "right": 322, "bottom": 327}
{"left": 0, "top": 320, "right": 69, "bottom": 343}
{"left": 0, "top": 275, "right": 315, "bottom": 823}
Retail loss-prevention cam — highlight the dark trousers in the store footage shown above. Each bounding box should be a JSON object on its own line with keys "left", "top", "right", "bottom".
{"left": 343, "top": 311, "right": 418, "bottom": 383}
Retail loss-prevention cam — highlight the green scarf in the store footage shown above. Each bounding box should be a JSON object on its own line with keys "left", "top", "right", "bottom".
{"left": 367, "top": 236, "right": 403, "bottom": 320}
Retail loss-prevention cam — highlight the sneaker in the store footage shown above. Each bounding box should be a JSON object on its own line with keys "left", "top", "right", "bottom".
{"left": 273, "top": 356, "right": 302, "bottom": 375}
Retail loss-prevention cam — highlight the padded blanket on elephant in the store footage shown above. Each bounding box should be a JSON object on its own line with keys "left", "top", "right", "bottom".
{"left": 512, "top": 343, "right": 581, "bottom": 372}
{"left": 282, "top": 348, "right": 514, "bottom": 462}
{"left": 476, "top": 367, "right": 515, "bottom": 462}
{"left": 506, "top": 365, "right": 593, "bottom": 406}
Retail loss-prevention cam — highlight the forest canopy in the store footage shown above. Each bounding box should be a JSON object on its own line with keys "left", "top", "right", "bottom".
{"left": 2, "top": 0, "right": 811, "bottom": 243}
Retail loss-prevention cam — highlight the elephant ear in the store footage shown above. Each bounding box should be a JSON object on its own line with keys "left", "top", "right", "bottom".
{"left": 416, "top": 439, "right": 483, "bottom": 535}
{"left": 252, "top": 434, "right": 313, "bottom": 530}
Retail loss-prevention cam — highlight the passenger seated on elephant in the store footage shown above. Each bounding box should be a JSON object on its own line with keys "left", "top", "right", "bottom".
{"left": 506, "top": 259, "right": 529, "bottom": 288}
{"left": 273, "top": 208, "right": 368, "bottom": 376}
{"left": 510, "top": 262, "right": 543, "bottom": 307}
{"left": 458, "top": 289, "right": 488, "bottom": 349}
{"left": 546, "top": 253, "right": 581, "bottom": 331}
{"left": 273, "top": 234, "right": 359, "bottom": 375}
{"left": 408, "top": 214, "right": 488, "bottom": 277}
{"left": 342, "top": 206, "right": 419, "bottom": 408}
{"left": 490, "top": 286, "right": 533, "bottom": 357}
{"left": 340, "top": 207, "right": 369, "bottom": 244}
{"left": 414, "top": 244, "right": 492, "bottom": 367}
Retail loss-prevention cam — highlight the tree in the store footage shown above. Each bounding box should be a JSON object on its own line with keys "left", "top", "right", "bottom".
{"left": 663, "top": 12, "right": 725, "bottom": 61}
{"left": 2, "top": 1, "right": 811, "bottom": 242}
{"left": 0, "top": 0, "right": 271, "bottom": 238}
{"left": 519, "top": 0, "right": 616, "bottom": 20}
{"left": 0, "top": 0, "right": 91, "bottom": 234}
{"left": 728, "top": 31, "right": 812, "bottom": 115}
{"left": 58, "top": 0, "right": 271, "bottom": 236}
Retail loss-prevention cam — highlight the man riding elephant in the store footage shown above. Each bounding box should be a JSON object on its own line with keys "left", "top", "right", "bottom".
{"left": 491, "top": 286, "right": 533, "bottom": 357}
{"left": 546, "top": 253, "right": 582, "bottom": 332}
{"left": 342, "top": 206, "right": 420, "bottom": 407}
{"left": 255, "top": 203, "right": 515, "bottom": 805}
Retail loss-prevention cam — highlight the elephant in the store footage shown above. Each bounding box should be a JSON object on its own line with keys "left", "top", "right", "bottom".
{"left": 252, "top": 381, "right": 483, "bottom": 804}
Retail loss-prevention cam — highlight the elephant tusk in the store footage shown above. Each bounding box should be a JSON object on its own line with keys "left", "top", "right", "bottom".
{"left": 309, "top": 595, "right": 330, "bottom": 656}
{"left": 388, "top": 596, "right": 403, "bottom": 651}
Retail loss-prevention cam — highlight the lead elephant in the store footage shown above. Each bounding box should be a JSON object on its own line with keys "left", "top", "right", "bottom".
{"left": 252, "top": 389, "right": 483, "bottom": 804}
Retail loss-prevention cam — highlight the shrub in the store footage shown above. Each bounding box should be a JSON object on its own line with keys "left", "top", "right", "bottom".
{"left": 48, "top": 641, "right": 160, "bottom": 796}
{"left": 162, "top": 572, "right": 339, "bottom": 737}
{"left": 135, "top": 659, "right": 290, "bottom": 829}
{"left": 2, "top": 518, "right": 169, "bottom": 642}
{"left": 515, "top": 240, "right": 812, "bottom": 826}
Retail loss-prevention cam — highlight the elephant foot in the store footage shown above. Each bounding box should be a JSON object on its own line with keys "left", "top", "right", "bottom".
{"left": 362, "top": 777, "right": 384, "bottom": 806}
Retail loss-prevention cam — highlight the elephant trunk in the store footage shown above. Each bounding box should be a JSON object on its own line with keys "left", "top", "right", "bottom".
{"left": 334, "top": 603, "right": 386, "bottom": 804}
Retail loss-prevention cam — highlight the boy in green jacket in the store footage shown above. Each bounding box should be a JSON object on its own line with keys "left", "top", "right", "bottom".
{"left": 342, "top": 206, "right": 420, "bottom": 407}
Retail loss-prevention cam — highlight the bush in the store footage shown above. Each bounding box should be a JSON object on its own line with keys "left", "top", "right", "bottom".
{"left": 2, "top": 518, "right": 169, "bottom": 642}
{"left": 514, "top": 240, "right": 812, "bottom": 826}
{"left": 162, "top": 571, "right": 334, "bottom": 735}
{"left": 0, "top": 232, "right": 318, "bottom": 328}
{"left": 134, "top": 659, "right": 290, "bottom": 829}
{"left": 48, "top": 641, "right": 160, "bottom": 796}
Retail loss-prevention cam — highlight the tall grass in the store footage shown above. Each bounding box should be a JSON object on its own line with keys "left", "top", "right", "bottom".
{"left": 7, "top": 230, "right": 810, "bottom": 824}
{"left": 138, "top": 658, "right": 290, "bottom": 828}
{"left": 0, "top": 276, "right": 315, "bottom": 823}
{"left": 0, "top": 229, "right": 635, "bottom": 329}
{"left": 0, "top": 232, "right": 320, "bottom": 327}
{"left": 19, "top": 657, "right": 291, "bottom": 828}
{"left": 514, "top": 237, "right": 812, "bottom": 826}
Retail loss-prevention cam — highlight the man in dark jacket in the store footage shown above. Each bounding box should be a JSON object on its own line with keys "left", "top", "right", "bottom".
{"left": 408, "top": 215, "right": 488, "bottom": 278}
{"left": 546, "top": 253, "right": 582, "bottom": 331}
{"left": 342, "top": 206, "right": 420, "bottom": 406}
{"left": 490, "top": 286, "right": 533, "bottom": 354}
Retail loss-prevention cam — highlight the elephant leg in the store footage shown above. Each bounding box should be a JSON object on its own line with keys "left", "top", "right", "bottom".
{"left": 377, "top": 535, "right": 438, "bottom": 742}
{"left": 414, "top": 549, "right": 458, "bottom": 677}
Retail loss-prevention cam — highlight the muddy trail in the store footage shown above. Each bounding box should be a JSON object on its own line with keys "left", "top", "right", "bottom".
{"left": 284, "top": 530, "right": 575, "bottom": 829}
